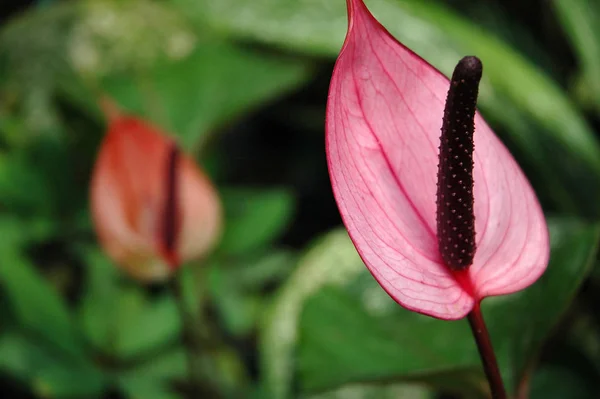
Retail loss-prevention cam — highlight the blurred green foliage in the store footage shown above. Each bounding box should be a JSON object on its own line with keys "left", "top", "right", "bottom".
{"left": 1, "top": 0, "right": 600, "bottom": 398}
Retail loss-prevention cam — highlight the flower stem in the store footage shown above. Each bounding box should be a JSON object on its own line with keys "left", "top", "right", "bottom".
{"left": 170, "top": 268, "right": 220, "bottom": 398}
{"left": 467, "top": 303, "right": 507, "bottom": 399}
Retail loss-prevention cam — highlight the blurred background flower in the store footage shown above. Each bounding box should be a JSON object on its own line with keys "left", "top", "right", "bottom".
{"left": 90, "top": 100, "right": 222, "bottom": 282}
{"left": 0, "top": 0, "right": 599, "bottom": 398}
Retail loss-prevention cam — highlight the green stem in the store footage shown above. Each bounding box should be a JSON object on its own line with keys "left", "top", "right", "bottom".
{"left": 169, "top": 268, "right": 219, "bottom": 398}
{"left": 467, "top": 303, "right": 507, "bottom": 399}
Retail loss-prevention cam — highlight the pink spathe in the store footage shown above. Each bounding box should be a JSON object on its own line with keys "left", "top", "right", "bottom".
{"left": 91, "top": 103, "right": 221, "bottom": 282}
{"left": 326, "top": 0, "right": 549, "bottom": 319}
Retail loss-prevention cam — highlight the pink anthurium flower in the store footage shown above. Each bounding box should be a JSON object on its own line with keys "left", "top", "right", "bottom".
{"left": 326, "top": 0, "right": 550, "bottom": 320}
{"left": 90, "top": 99, "right": 221, "bottom": 282}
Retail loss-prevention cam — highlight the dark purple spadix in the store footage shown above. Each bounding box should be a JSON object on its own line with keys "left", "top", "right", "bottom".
{"left": 436, "top": 56, "right": 482, "bottom": 271}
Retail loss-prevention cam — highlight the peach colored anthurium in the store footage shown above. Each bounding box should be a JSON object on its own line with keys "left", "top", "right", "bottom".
{"left": 326, "top": 0, "right": 550, "bottom": 320}
{"left": 90, "top": 99, "right": 221, "bottom": 282}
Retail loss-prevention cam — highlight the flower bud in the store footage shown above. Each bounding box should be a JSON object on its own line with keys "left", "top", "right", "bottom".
{"left": 90, "top": 103, "right": 221, "bottom": 282}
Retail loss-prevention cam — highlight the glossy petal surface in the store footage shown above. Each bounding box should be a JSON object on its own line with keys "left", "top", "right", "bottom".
{"left": 91, "top": 110, "right": 221, "bottom": 282}
{"left": 326, "top": 0, "right": 549, "bottom": 319}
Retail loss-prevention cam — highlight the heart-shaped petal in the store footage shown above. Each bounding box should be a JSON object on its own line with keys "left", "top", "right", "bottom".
{"left": 326, "top": 0, "right": 549, "bottom": 319}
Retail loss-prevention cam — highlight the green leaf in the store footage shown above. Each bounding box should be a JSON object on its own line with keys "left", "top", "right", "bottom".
{"left": 116, "top": 348, "right": 186, "bottom": 399}
{"left": 77, "top": 248, "right": 121, "bottom": 354}
{"left": 303, "top": 383, "right": 433, "bottom": 399}
{"left": 0, "top": 136, "right": 83, "bottom": 217}
{"left": 209, "top": 251, "right": 295, "bottom": 337}
{"left": 236, "top": 250, "right": 297, "bottom": 289}
{"left": 0, "top": 152, "right": 53, "bottom": 214}
{"left": 113, "top": 288, "right": 181, "bottom": 359}
{"left": 208, "top": 266, "right": 262, "bottom": 336}
{"left": 0, "top": 222, "right": 85, "bottom": 359}
{"left": 260, "top": 230, "right": 367, "bottom": 399}
{"left": 1, "top": 0, "right": 312, "bottom": 150}
{"left": 102, "top": 42, "right": 311, "bottom": 149}
{"left": 77, "top": 247, "right": 181, "bottom": 359}
{"left": 218, "top": 187, "right": 296, "bottom": 256}
{"left": 552, "top": 0, "right": 600, "bottom": 111}
{"left": 179, "top": 0, "right": 600, "bottom": 209}
{"left": 261, "top": 219, "right": 600, "bottom": 398}
{"left": 119, "top": 380, "right": 182, "bottom": 399}
{"left": 117, "top": 344, "right": 250, "bottom": 397}
{"left": 0, "top": 332, "right": 106, "bottom": 398}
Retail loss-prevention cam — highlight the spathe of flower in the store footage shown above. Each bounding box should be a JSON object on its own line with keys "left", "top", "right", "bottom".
{"left": 90, "top": 98, "right": 221, "bottom": 282}
{"left": 326, "top": 0, "right": 549, "bottom": 320}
